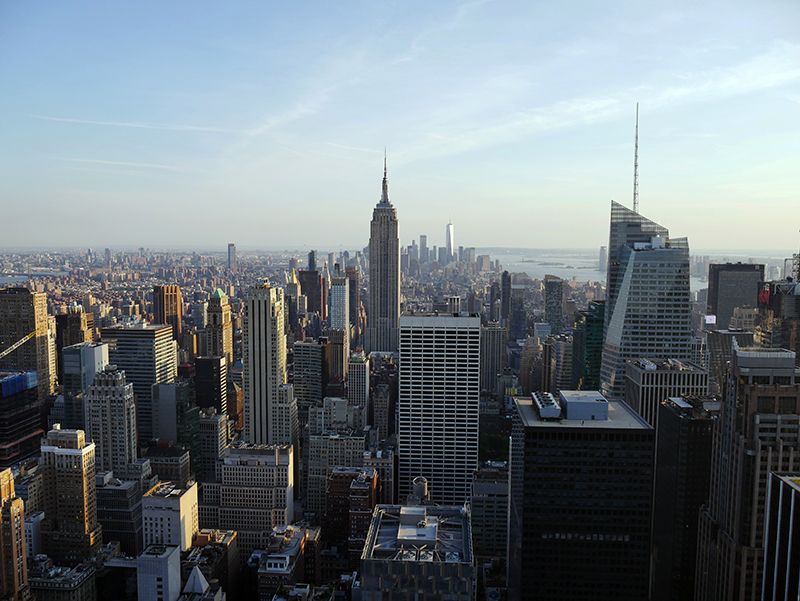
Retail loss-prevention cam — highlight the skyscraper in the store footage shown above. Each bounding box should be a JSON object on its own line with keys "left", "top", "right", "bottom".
{"left": 0, "top": 468, "right": 29, "bottom": 601}
{"left": 243, "top": 280, "right": 287, "bottom": 445}
{"left": 206, "top": 288, "right": 233, "bottom": 366}
{"left": 480, "top": 322, "right": 507, "bottom": 393}
{"left": 40, "top": 427, "right": 103, "bottom": 566}
{"left": 0, "top": 371, "right": 42, "bottom": 468}
{"left": 544, "top": 275, "right": 564, "bottom": 335}
{"left": 571, "top": 300, "right": 604, "bottom": 390}
{"left": 100, "top": 323, "right": 177, "bottom": 442}
{"left": 365, "top": 160, "right": 400, "bottom": 353}
{"left": 445, "top": 220, "right": 454, "bottom": 264}
{"left": 419, "top": 234, "right": 428, "bottom": 264}
{"left": 85, "top": 365, "right": 138, "bottom": 476}
{"left": 508, "top": 391, "right": 654, "bottom": 600}
{"left": 152, "top": 285, "right": 183, "bottom": 343}
{"left": 706, "top": 263, "right": 764, "bottom": 329}
{"left": 398, "top": 312, "right": 480, "bottom": 505}
{"left": 600, "top": 201, "right": 691, "bottom": 402}
{"left": 227, "top": 243, "right": 236, "bottom": 272}
{"left": 0, "top": 287, "right": 54, "bottom": 399}
{"left": 696, "top": 347, "right": 800, "bottom": 600}
{"left": 500, "top": 271, "right": 511, "bottom": 320}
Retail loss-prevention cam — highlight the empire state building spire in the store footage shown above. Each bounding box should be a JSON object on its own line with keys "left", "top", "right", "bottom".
{"left": 365, "top": 154, "right": 400, "bottom": 353}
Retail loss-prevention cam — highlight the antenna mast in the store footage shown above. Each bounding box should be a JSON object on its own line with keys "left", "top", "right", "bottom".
{"left": 633, "top": 103, "right": 639, "bottom": 214}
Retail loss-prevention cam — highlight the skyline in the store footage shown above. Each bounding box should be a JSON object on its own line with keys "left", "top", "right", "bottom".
{"left": 2, "top": 1, "right": 800, "bottom": 249}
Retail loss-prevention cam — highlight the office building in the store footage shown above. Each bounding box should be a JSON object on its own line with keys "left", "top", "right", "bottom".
{"left": 152, "top": 382, "right": 200, "bottom": 467}
{"left": 480, "top": 322, "right": 506, "bottom": 394}
{"left": 40, "top": 428, "right": 103, "bottom": 566}
{"left": 137, "top": 544, "right": 181, "bottom": 601}
{"left": 696, "top": 348, "right": 800, "bottom": 600}
{"left": 364, "top": 442, "right": 395, "bottom": 505}
{"left": 0, "top": 468, "right": 29, "bottom": 601}
{"left": 143, "top": 482, "right": 199, "bottom": 552}
{"left": 652, "top": 396, "right": 719, "bottom": 601}
{"left": 62, "top": 340, "right": 108, "bottom": 404}
{"left": 542, "top": 333, "right": 572, "bottom": 394}
{"left": 624, "top": 358, "right": 708, "bottom": 429}
{"left": 85, "top": 365, "right": 138, "bottom": 476}
{"left": 197, "top": 409, "right": 228, "bottom": 482}
{"left": 292, "top": 338, "right": 330, "bottom": 419}
{"left": 500, "top": 271, "right": 511, "bottom": 320}
{"left": 763, "top": 474, "right": 800, "bottom": 601}
{"left": 243, "top": 281, "right": 286, "bottom": 445}
{"left": 347, "top": 351, "right": 369, "bottom": 410}
{"left": 195, "top": 356, "right": 227, "bottom": 416}
{"left": 508, "top": 286, "right": 527, "bottom": 340}
{"left": 755, "top": 279, "right": 800, "bottom": 355}
{"left": 328, "top": 275, "right": 350, "bottom": 332}
{"left": 398, "top": 313, "right": 480, "bottom": 506}
{"left": 96, "top": 472, "right": 144, "bottom": 556}
{"left": 571, "top": 300, "right": 604, "bottom": 390}
{"left": 144, "top": 444, "right": 191, "bottom": 488}
{"left": 0, "top": 287, "right": 54, "bottom": 399}
{"left": 508, "top": 391, "right": 654, "bottom": 600}
{"left": 199, "top": 443, "right": 294, "bottom": 560}
{"left": 705, "top": 329, "right": 754, "bottom": 395}
{"left": 471, "top": 464, "right": 509, "bottom": 559}
{"left": 323, "top": 328, "right": 348, "bottom": 384}
{"left": 324, "top": 467, "right": 378, "bottom": 570}
{"left": 345, "top": 266, "right": 362, "bottom": 347}
{"left": 153, "top": 285, "right": 183, "bottom": 343}
{"left": 307, "top": 429, "right": 366, "bottom": 516}
{"left": 252, "top": 525, "right": 307, "bottom": 600}
{"left": 28, "top": 555, "right": 96, "bottom": 601}
{"left": 205, "top": 289, "right": 233, "bottom": 367}
{"left": 706, "top": 263, "right": 764, "bottom": 329}
{"left": 365, "top": 161, "right": 400, "bottom": 353}
{"left": 360, "top": 505, "right": 474, "bottom": 600}
{"left": 101, "top": 323, "right": 176, "bottom": 442}
{"left": 544, "top": 275, "right": 564, "bottom": 334}
{"left": 445, "top": 220, "right": 454, "bottom": 264}
{"left": 227, "top": 243, "right": 236, "bottom": 272}
{"left": 0, "top": 371, "right": 42, "bottom": 468}
{"left": 600, "top": 202, "right": 692, "bottom": 402}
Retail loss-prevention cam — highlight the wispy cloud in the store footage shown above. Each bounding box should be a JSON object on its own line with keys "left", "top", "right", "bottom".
{"left": 56, "top": 158, "right": 181, "bottom": 170}
{"left": 30, "top": 115, "right": 237, "bottom": 133}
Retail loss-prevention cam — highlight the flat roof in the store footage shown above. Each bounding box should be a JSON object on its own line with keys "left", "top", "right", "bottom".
{"left": 514, "top": 396, "right": 652, "bottom": 430}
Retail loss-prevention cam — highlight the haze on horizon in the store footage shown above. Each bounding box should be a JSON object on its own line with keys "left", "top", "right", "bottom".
{"left": 1, "top": 0, "right": 799, "bottom": 250}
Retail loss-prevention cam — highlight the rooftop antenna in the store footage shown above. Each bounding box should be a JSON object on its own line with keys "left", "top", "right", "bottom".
{"left": 633, "top": 103, "right": 640, "bottom": 214}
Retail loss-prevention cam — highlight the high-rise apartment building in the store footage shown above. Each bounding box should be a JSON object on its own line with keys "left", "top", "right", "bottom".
{"left": 697, "top": 348, "right": 800, "bottom": 600}
{"left": 153, "top": 285, "right": 183, "bottom": 343}
{"left": 706, "top": 263, "right": 764, "bottom": 329}
{"left": 544, "top": 275, "right": 564, "bottom": 335}
{"left": 624, "top": 358, "right": 708, "bottom": 429}
{"left": 227, "top": 243, "right": 236, "bottom": 272}
{"left": 508, "top": 391, "right": 654, "bottom": 600}
{"left": 243, "top": 281, "right": 287, "bottom": 445}
{"left": 398, "top": 313, "right": 480, "bottom": 505}
{"left": 85, "top": 365, "right": 138, "bottom": 476}
{"left": 600, "top": 202, "right": 692, "bottom": 402}
{"left": 365, "top": 162, "right": 400, "bottom": 353}
{"left": 101, "top": 323, "right": 176, "bottom": 442}
{"left": 206, "top": 288, "right": 233, "bottom": 367}
{"left": 40, "top": 428, "right": 103, "bottom": 566}
{"left": 0, "top": 468, "right": 29, "bottom": 601}
{"left": 0, "top": 287, "right": 54, "bottom": 399}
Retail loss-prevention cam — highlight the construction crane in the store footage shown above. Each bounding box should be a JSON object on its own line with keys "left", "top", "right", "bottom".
{"left": 0, "top": 325, "right": 47, "bottom": 361}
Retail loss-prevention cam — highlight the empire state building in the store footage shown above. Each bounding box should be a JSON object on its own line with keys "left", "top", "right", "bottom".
{"left": 365, "top": 159, "right": 400, "bottom": 353}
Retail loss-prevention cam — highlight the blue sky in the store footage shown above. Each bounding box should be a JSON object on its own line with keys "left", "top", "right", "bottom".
{"left": 1, "top": 0, "right": 799, "bottom": 251}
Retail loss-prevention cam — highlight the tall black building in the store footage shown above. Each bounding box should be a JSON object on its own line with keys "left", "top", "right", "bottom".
{"left": 571, "top": 300, "right": 604, "bottom": 390}
{"left": 706, "top": 263, "right": 763, "bottom": 329}
{"left": 652, "top": 395, "right": 719, "bottom": 601}
{"left": 508, "top": 391, "right": 654, "bottom": 600}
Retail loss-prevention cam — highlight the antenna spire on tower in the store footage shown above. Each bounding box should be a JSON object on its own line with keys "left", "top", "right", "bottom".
{"left": 633, "top": 103, "right": 640, "bottom": 214}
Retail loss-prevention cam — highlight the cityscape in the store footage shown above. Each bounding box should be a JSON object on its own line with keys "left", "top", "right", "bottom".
{"left": 3, "top": 2, "right": 800, "bottom": 601}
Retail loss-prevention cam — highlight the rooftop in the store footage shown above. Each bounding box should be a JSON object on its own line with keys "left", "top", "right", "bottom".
{"left": 515, "top": 395, "right": 651, "bottom": 430}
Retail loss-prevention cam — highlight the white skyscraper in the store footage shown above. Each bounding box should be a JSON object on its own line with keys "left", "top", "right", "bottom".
{"left": 445, "top": 220, "right": 454, "bottom": 264}
{"left": 85, "top": 365, "right": 138, "bottom": 476}
{"left": 365, "top": 159, "right": 400, "bottom": 353}
{"left": 243, "top": 280, "right": 287, "bottom": 445}
{"left": 398, "top": 311, "right": 480, "bottom": 505}
{"left": 329, "top": 275, "right": 350, "bottom": 332}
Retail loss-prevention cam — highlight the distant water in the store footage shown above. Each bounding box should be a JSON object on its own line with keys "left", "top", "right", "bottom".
{"left": 0, "top": 276, "right": 28, "bottom": 286}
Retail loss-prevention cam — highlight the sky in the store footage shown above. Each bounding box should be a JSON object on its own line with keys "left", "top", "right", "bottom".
{"left": 1, "top": 0, "right": 799, "bottom": 252}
